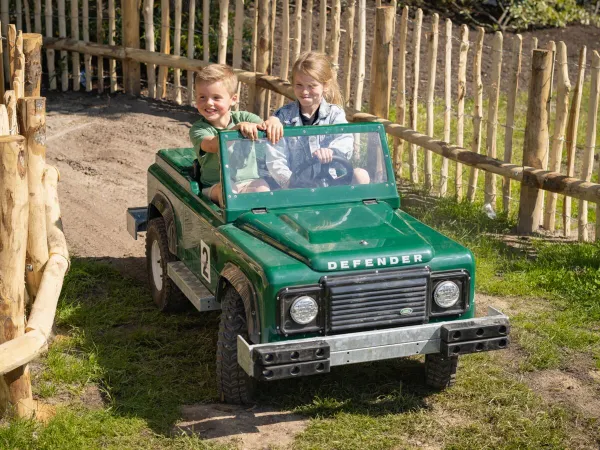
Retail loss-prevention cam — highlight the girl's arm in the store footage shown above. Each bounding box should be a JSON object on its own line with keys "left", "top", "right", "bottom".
{"left": 326, "top": 106, "right": 354, "bottom": 159}
{"left": 265, "top": 141, "right": 293, "bottom": 188}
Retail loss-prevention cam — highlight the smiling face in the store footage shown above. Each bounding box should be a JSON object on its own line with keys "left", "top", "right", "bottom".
{"left": 195, "top": 80, "right": 238, "bottom": 128}
{"left": 293, "top": 72, "right": 327, "bottom": 116}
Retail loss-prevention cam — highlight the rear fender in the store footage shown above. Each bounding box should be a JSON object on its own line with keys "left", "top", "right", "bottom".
{"left": 218, "top": 263, "right": 260, "bottom": 344}
{"left": 149, "top": 192, "right": 177, "bottom": 255}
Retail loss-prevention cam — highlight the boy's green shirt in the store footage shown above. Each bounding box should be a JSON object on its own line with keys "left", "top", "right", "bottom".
{"left": 189, "top": 110, "right": 262, "bottom": 186}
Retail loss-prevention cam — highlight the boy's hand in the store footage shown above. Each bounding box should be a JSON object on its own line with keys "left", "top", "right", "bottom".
{"left": 313, "top": 148, "right": 333, "bottom": 163}
{"left": 258, "top": 117, "right": 283, "bottom": 144}
{"left": 235, "top": 122, "right": 260, "bottom": 140}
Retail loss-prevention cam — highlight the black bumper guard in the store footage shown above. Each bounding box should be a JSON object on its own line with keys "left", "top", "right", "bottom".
{"left": 253, "top": 341, "right": 331, "bottom": 381}
{"left": 439, "top": 317, "right": 510, "bottom": 357}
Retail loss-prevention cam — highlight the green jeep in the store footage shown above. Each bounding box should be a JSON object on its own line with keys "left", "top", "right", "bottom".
{"left": 127, "top": 122, "right": 510, "bottom": 404}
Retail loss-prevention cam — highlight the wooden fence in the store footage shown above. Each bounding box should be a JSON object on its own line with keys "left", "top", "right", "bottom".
{"left": 2, "top": 0, "right": 600, "bottom": 241}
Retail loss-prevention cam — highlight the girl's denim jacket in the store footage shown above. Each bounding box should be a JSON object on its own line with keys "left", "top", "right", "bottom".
{"left": 266, "top": 99, "right": 353, "bottom": 188}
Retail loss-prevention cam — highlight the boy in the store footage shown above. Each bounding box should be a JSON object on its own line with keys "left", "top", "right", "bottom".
{"left": 190, "top": 64, "right": 283, "bottom": 205}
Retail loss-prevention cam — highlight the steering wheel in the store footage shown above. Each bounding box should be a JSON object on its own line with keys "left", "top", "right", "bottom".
{"left": 288, "top": 155, "right": 354, "bottom": 189}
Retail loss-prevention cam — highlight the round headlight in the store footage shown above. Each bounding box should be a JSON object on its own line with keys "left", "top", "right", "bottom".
{"left": 434, "top": 281, "right": 460, "bottom": 308}
{"left": 290, "top": 296, "right": 319, "bottom": 324}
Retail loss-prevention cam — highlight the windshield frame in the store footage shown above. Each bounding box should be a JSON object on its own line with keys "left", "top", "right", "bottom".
{"left": 218, "top": 122, "right": 399, "bottom": 222}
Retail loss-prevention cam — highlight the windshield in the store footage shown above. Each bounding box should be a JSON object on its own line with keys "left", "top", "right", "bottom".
{"left": 223, "top": 131, "right": 388, "bottom": 194}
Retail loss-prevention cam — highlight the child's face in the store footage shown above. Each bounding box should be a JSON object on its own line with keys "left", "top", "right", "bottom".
{"left": 195, "top": 80, "right": 238, "bottom": 127}
{"left": 293, "top": 72, "right": 326, "bottom": 113}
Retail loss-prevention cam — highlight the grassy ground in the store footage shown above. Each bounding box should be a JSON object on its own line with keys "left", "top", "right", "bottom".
{"left": 1, "top": 196, "right": 599, "bottom": 449}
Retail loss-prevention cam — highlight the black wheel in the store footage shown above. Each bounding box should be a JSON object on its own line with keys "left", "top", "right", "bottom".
{"left": 425, "top": 354, "right": 458, "bottom": 389}
{"left": 216, "top": 287, "right": 255, "bottom": 404}
{"left": 145, "top": 217, "right": 187, "bottom": 312}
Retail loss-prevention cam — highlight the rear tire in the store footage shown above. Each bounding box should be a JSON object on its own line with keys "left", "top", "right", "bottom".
{"left": 425, "top": 354, "right": 458, "bottom": 389}
{"left": 145, "top": 217, "right": 187, "bottom": 312}
{"left": 216, "top": 287, "right": 255, "bottom": 404}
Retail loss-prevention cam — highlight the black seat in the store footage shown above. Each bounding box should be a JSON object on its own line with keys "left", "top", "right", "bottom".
{"left": 192, "top": 159, "right": 201, "bottom": 183}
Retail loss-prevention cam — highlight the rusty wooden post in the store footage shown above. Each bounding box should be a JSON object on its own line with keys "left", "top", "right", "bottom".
{"left": 517, "top": 49, "right": 553, "bottom": 234}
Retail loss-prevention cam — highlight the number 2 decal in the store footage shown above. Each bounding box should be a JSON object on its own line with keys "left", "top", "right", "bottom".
{"left": 200, "top": 240, "right": 211, "bottom": 283}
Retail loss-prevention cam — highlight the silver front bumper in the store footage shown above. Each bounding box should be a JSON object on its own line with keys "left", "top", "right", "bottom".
{"left": 238, "top": 307, "right": 508, "bottom": 379}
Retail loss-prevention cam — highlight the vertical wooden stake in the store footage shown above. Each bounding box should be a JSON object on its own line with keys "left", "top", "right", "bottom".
{"left": 354, "top": 0, "right": 366, "bottom": 110}
{"left": 265, "top": 0, "right": 276, "bottom": 116}
{"left": 16, "top": 0, "right": 24, "bottom": 31}
{"left": 440, "top": 18, "right": 452, "bottom": 196}
{"left": 82, "top": 0, "right": 92, "bottom": 91}
{"left": 408, "top": 8, "right": 422, "bottom": 184}
{"left": 8, "top": 25, "right": 17, "bottom": 88}
{"left": 0, "top": 25, "right": 4, "bottom": 100}
{"left": 34, "top": 0, "right": 41, "bottom": 33}
{"left": 342, "top": 0, "right": 355, "bottom": 106}
{"left": 456, "top": 25, "right": 469, "bottom": 200}
{"left": 23, "top": 0, "right": 31, "bottom": 32}
{"left": 424, "top": 13, "right": 438, "bottom": 192}
{"left": 70, "top": 0, "right": 80, "bottom": 90}
{"left": 108, "top": 0, "right": 117, "bottom": 92}
{"left": 203, "top": 0, "right": 209, "bottom": 63}
{"left": 303, "top": 0, "right": 313, "bottom": 52}
{"left": 157, "top": 0, "right": 170, "bottom": 98}
{"left": 45, "top": 0, "right": 55, "bottom": 90}
{"left": 563, "top": 46, "right": 586, "bottom": 237}
{"left": 292, "top": 0, "right": 302, "bottom": 62}
{"left": 187, "top": 0, "right": 196, "bottom": 105}
{"left": 580, "top": 51, "right": 600, "bottom": 241}
{"left": 13, "top": 32, "right": 25, "bottom": 99}
{"left": 123, "top": 0, "right": 141, "bottom": 96}
{"left": 143, "top": 0, "right": 156, "bottom": 98}
{"left": 517, "top": 49, "right": 552, "bottom": 235}
{"left": 318, "top": 0, "right": 326, "bottom": 52}
{"left": 254, "top": 0, "right": 271, "bottom": 115}
{"left": 232, "top": 0, "right": 244, "bottom": 69}
{"left": 544, "top": 41, "right": 570, "bottom": 232}
{"left": 173, "top": 0, "right": 182, "bottom": 103}
{"left": 502, "top": 34, "right": 522, "bottom": 213}
{"left": 247, "top": 3, "right": 258, "bottom": 112}
{"left": 96, "top": 0, "right": 104, "bottom": 93}
{"left": 466, "top": 27, "right": 483, "bottom": 202}
{"left": 393, "top": 5, "right": 408, "bottom": 179}
{"left": 0, "top": 135, "right": 34, "bottom": 419}
{"left": 22, "top": 33, "right": 42, "bottom": 97}
{"left": 4, "top": 91, "right": 17, "bottom": 134}
{"left": 275, "top": 0, "right": 290, "bottom": 109}
{"left": 18, "top": 97, "right": 48, "bottom": 301}
{"left": 218, "top": 0, "right": 229, "bottom": 64}
{"left": 331, "top": 0, "right": 341, "bottom": 67}
{"left": 368, "top": 6, "right": 394, "bottom": 119}
{"left": 483, "top": 31, "right": 503, "bottom": 209}
{"left": 1, "top": 0, "right": 8, "bottom": 82}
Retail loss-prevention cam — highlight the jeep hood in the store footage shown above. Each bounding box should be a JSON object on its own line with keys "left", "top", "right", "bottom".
{"left": 234, "top": 202, "right": 434, "bottom": 272}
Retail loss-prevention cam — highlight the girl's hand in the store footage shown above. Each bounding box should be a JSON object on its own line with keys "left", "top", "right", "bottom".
{"left": 313, "top": 148, "right": 333, "bottom": 163}
{"left": 258, "top": 117, "right": 283, "bottom": 144}
{"left": 235, "top": 122, "right": 260, "bottom": 140}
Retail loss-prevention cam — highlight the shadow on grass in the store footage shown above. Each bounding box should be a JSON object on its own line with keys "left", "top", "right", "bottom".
{"left": 55, "top": 257, "right": 438, "bottom": 437}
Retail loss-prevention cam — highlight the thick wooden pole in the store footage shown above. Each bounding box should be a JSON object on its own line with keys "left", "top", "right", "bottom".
{"left": 393, "top": 5, "right": 408, "bottom": 179}
{"left": 563, "top": 46, "right": 586, "bottom": 237}
{"left": 123, "top": 0, "right": 141, "bottom": 96}
{"left": 143, "top": 0, "right": 156, "bottom": 98}
{"left": 34, "top": 0, "right": 41, "bottom": 33}
{"left": 331, "top": 0, "right": 341, "bottom": 67}
{"left": 275, "top": 0, "right": 290, "bottom": 109}
{"left": 502, "top": 34, "right": 522, "bottom": 213}
{"left": 218, "top": 0, "right": 229, "bottom": 64}
{"left": 580, "top": 51, "right": 600, "bottom": 241}
{"left": 440, "top": 18, "right": 452, "bottom": 196}
{"left": 456, "top": 25, "right": 469, "bottom": 200}
{"left": 4, "top": 91, "right": 17, "bottom": 134}
{"left": 354, "top": 0, "right": 366, "bottom": 110}
{"left": 1, "top": 0, "right": 9, "bottom": 82}
{"left": 203, "top": 0, "right": 209, "bottom": 62}
{"left": 97, "top": 0, "right": 105, "bottom": 93}
{"left": 82, "top": 0, "right": 92, "bottom": 91}
{"left": 45, "top": 0, "right": 56, "bottom": 90}
{"left": 424, "top": 13, "right": 438, "bottom": 191}
{"left": 368, "top": 6, "right": 393, "bottom": 119}
{"left": 9, "top": 24, "right": 18, "bottom": 88}
{"left": 517, "top": 50, "right": 552, "bottom": 234}
{"left": 22, "top": 33, "right": 42, "bottom": 97}
{"left": 303, "top": 0, "right": 313, "bottom": 52}
{"left": 544, "top": 41, "right": 570, "bottom": 232}
{"left": 318, "top": 0, "right": 326, "bottom": 52}
{"left": 0, "top": 135, "right": 33, "bottom": 419}
{"left": 70, "top": 0, "right": 80, "bottom": 91}
{"left": 292, "top": 0, "right": 302, "bottom": 62}
{"left": 157, "top": 0, "right": 170, "bottom": 98}
{"left": 408, "top": 8, "right": 422, "bottom": 184}
{"left": 108, "top": 0, "right": 117, "bottom": 92}
{"left": 254, "top": 0, "right": 271, "bottom": 115}
{"left": 13, "top": 32, "right": 25, "bottom": 99}
{"left": 187, "top": 0, "right": 196, "bottom": 105}
{"left": 232, "top": 0, "right": 244, "bottom": 69}
{"left": 466, "top": 27, "right": 483, "bottom": 202}
{"left": 173, "top": 0, "right": 182, "bottom": 103}
{"left": 18, "top": 97, "right": 48, "bottom": 301}
{"left": 342, "top": 0, "right": 355, "bottom": 106}
{"left": 0, "top": 25, "right": 4, "bottom": 100}
{"left": 484, "top": 31, "right": 502, "bottom": 209}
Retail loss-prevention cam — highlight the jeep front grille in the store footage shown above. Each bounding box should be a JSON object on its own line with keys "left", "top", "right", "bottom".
{"left": 323, "top": 267, "right": 430, "bottom": 333}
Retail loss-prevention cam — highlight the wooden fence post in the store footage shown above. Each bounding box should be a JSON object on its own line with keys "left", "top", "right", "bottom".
{"left": 408, "top": 8, "right": 422, "bottom": 184}
{"left": 368, "top": 6, "right": 394, "bottom": 119}
{"left": 123, "top": 0, "right": 141, "bottom": 96}
{"left": 440, "top": 18, "right": 452, "bottom": 196}
{"left": 467, "top": 27, "right": 483, "bottom": 202}
{"left": 331, "top": 0, "right": 341, "bottom": 67}
{"left": 173, "top": 0, "right": 182, "bottom": 103}
{"left": 1, "top": 0, "right": 9, "bottom": 82}
{"left": 108, "top": 0, "right": 117, "bottom": 92}
{"left": 517, "top": 49, "right": 552, "bottom": 234}
{"left": 318, "top": 0, "right": 327, "bottom": 52}
{"left": 292, "top": 0, "right": 302, "bottom": 62}
{"left": 97, "top": 0, "right": 105, "bottom": 93}
{"left": 187, "top": 0, "right": 196, "bottom": 105}
{"left": 484, "top": 31, "right": 502, "bottom": 210}
{"left": 34, "top": 0, "right": 41, "bottom": 33}
{"left": 45, "top": 0, "right": 56, "bottom": 90}
{"left": 342, "top": 0, "right": 356, "bottom": 106}
{"left": 563, "top": 46, "right": 586, "bottom": 237}
{"left": 580, "top": 51, "right": 600, "bottom": 241}
{"left": 218, "top": 0, "right": 229, "bottom": 64}
{"left": 424, "top": 13, "right": 438, "bottom": 191}
{"left": 354, "top": 0, "right": 366, "bottom": 110}
{"left": 203, "top": 0, "right": 209, "bottom": 63}
{"left": 70, "top": 0, "right": 80, "bottom": 91}
{"left": 143, "top": 0, "right": 156, "bottom": 98}
{"left": 392, "top": 5, "right": 408, "bottom": 180}
{"left": 22, "top": 33, "right": 42, "bottom": 97}
{"left": 456, "top": 25, "right": 469, "bottom": 200}
{"left": 0, "top": 134, "right": 34, "bottom": 419}
{"left": 82, "top": 0, "right": 92, "bottom": 91}
{"left": 275, "top": 0, "right": 290, "bottom": 109}
{"left": 254, "top": 0, "right": 271, "bottom": 115}
{"left": 544, "top": 41, "right": 570, "bottom": 232}
{"left": 157, "top": 0, "right": 170, "bottom": 98}
{"left": 18, "top": 97, "right": 48, "bottom": 301}
{"left": 502, "top": 34, "right": 522, "bottom": 213}
{"left": 303, "top": 0, "right": 313, "bottom": 51}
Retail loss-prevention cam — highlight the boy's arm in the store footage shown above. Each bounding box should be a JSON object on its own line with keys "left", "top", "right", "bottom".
{"left": 200, "top": 136, "right": 219, "bottom": 153}
{"left": 190, "top": 121, "right": 219, "bottom": 157}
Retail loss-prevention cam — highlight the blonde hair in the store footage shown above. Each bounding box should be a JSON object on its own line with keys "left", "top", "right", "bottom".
{"left": 194, "top": 64, "right": 238, "bottom": 95}
{"left": 292, "top": 51, "right": 343, "bottom": 106}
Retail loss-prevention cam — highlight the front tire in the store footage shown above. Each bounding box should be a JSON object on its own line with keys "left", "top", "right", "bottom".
{"left": 425, "top": 354, "right": 458, "bottom": 389}
{"left": 216, "top": 287, "right": 255, "bottom": 404}
{"left": 145, "top": 217, "right": 187, "bottom": 312}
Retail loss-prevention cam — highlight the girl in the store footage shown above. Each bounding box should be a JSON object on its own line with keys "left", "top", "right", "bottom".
{"left": 266, "top": 51, "right": 370, "bottom": 188}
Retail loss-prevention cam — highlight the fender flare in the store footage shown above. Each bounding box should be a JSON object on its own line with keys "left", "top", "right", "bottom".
{"left": 218, "top": 263, "right": 260, "bottom": 344}
{"left": 149, "top": 192, "right": 177, "bottom": 255}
